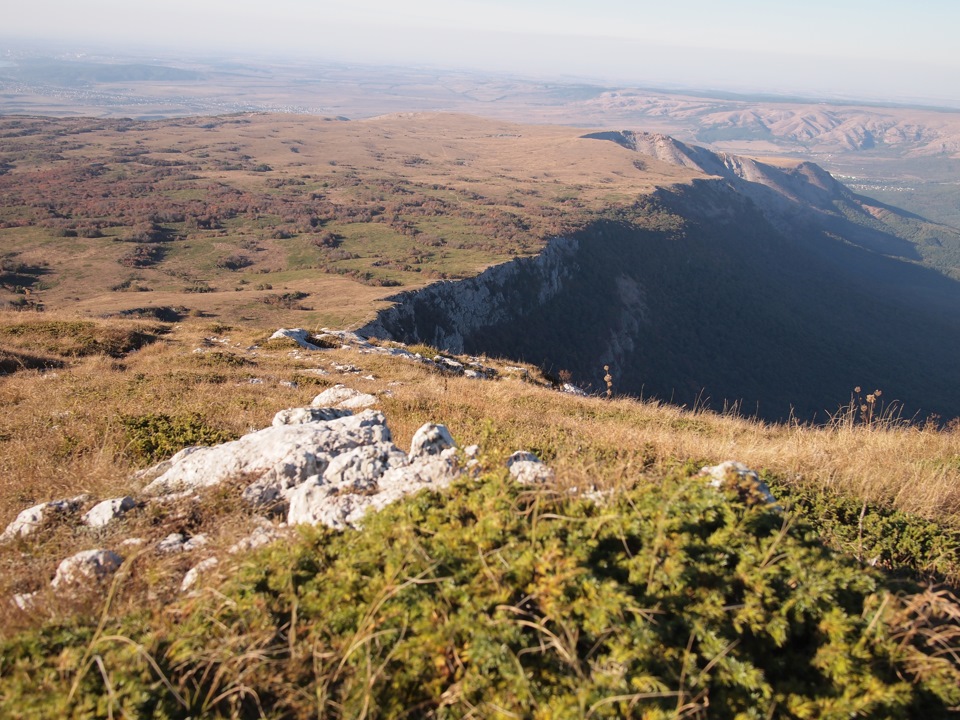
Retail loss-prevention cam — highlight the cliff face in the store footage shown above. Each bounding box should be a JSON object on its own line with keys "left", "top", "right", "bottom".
{"left": 360, "top": 236, "right": 582, "bottom": 354}
{"left": 362, "top": 143, "right": 960, "bottom": 423}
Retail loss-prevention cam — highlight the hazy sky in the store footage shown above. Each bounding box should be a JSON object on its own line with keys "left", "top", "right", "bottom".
{"left": 6, "top": 0, "right": 960, "bottom": 105}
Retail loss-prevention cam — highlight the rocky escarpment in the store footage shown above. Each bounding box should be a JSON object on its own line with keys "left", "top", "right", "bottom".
{"left": 360, "top": 236, "right": 581, "bottom": 354}
{"left": 361, "top": 139, "right": 960, "bottom": 423}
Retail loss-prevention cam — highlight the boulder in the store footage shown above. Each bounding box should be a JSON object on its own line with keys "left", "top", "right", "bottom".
{"left": 82, "top": 497, "right": 136, "bottom": 528}
{"left": 409, "top": 423, "right": 456, "bottom": 458}
{"left": 507, "top": 451, "right": 554, "bottom": 485}
{"left": 1, "top": 495, "right": 88, "bottom": 541}
{"left": 287, "top": 454, "right": 459, "bottom": 530}
{"left": 51, "top": 549, "right": 123, "bottom": 589}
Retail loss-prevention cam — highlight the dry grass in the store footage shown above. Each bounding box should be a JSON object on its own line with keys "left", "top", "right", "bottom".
{"left": 1, "top": 309, "right": 960, "bottom": 639}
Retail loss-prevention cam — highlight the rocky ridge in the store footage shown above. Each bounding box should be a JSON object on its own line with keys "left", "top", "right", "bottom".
{"left": 4, "top": 328, "right": 771, "bottom": 609}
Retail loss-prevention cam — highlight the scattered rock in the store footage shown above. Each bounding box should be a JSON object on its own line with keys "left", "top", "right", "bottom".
{"left": 561, "top": 383, "right": 589, "bottom": 397}
{"left": 433, "top": 356, "right": 464, "bottom": 374}
{"left": 272, "top": 407, "right": 353, "bottom": 426}
{"left": 1, "top": 495, "right": 89, "bottom": 541}
{"left": 507, "top": 451, "right": 554, "bottom": 485}
{"left": 180, "top": 557, "right": 219, "bottom": 592}
{"left": 120, "top": 537, "right": 145, "bottom": 547}
{"left": 311, "top": 384, "right": 377, "bottom": 409}
{"left": 82, "top": 497, "right": 136, "bottom": 528}
{"left": 51, "top": 549, "right": 123, "bottom": 589}
{"left": 699, "top": 461, "right": 778, "bottom": 506}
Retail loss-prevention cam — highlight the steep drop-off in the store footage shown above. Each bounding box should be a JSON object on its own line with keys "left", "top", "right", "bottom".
{"left": 363, "top": 138, "right": 960, "bottom": 423}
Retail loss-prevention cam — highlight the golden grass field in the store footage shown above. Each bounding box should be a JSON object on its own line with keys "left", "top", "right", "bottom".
{"left": 0, "top": 113, "right": 703, "bottom": 328}
{"left": 2, "top": 310, "right": 959, "bottom": 641}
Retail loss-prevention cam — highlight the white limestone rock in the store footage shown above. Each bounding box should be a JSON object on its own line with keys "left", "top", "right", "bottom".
{"left": 311, "top": 384, "right": 377, "bottom": 409}
{"left": 270, "top": 328, "right": 321, "bottom": 350}
{"left": 507, "top": 451, "right": 554, "bottom": 485}
{"left": 1, "top": 495, "right": 88, "bottom": 541}
{"left": 699, "top": 461, "right": 778, "bottom": 506}
{"left": 322, "top": 443, "right": 409, "bottom": 492}
{"left": 272, "top": 407, "right": 353, "bottom": 427}
{"left": 141, "top": 410, "right": 391, "bottom": 497}
{"left": 287, "top": 426, "right": 461, "bottom": 532}
{"left": 180, "top": 557, "right": 219, "bottom": 592}
{"left": 184, "top": 534, "right": 208, "bottom": 551}
{"left": 287, "top": 454, "right": 459, "bottom": 530}
{"left": 157, "top": 532, "right": 186, "bottom": 553}
{"left": 51, "top": 549, "right": 123, "bottom": 589}
{"left": 82, "top": 497, "right": 136, "bottom": 528}
{"left": 12, "top": 592, "right": 38, "bottom": 611}
{"left": 409, "top": 423, "right": 457, "bottom": 458}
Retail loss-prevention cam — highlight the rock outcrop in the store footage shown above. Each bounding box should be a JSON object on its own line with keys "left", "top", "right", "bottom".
{"left": 359, "top": 237, "right": 580, "bottom": 353}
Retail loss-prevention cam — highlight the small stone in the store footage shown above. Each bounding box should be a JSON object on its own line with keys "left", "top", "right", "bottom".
{"left": 332, "top": 363, "right": 361, "bottom": 373}
{"left": 180, "top": 558, "right": 219, "bottom": 592}
{"left": 51, "top": 549, "right": 123, "bottom": 589}
{"left": 228, "top": 524, "right": 282, "bottom": 554}
{"left": 12, "top": 592, "right": 38, "bottom": 611}
{"left": 1, "top": 495, "right": 89, "bottom": 541}
{"left": 157, "top": 532, "right": 186, "bottom": 553}
{"left": 183, "top": 534, "right": 208, "bottom": 551}
{"left": 82, "top": 497, "right": 136, "bottom": 528}
{"left": 699, "top": 461, "right": 778, "bottom": 507}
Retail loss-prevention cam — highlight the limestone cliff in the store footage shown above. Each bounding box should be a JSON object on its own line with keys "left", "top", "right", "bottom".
{"left": 361, "top": 142, "right": 960, "bottom": 423}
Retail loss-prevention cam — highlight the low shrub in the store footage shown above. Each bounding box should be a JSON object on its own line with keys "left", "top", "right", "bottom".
{"left": 3, "top": 473, "right": 958, "bottom": 718}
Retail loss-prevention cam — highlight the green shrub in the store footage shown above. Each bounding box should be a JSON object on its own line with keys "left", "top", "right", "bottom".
{"left": 120, "top": 412, "right": 235, "bottom": 463}
{"left": 3, "top": 473, "right": 958, "bottom": 718}
{"left": 767, "top": 478, "right": 960, "bottom": 585}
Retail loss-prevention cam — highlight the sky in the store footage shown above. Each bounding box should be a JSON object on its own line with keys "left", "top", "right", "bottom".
{"left": 5, "top": 0, "right": 960, "bottom": 105}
